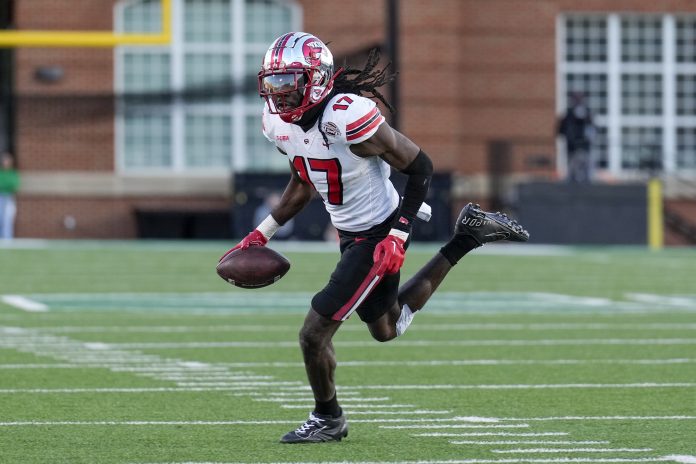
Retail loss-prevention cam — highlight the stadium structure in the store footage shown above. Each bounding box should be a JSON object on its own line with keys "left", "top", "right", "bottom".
{"left": 1, "top": 0, "right": 696, "bottom": 245}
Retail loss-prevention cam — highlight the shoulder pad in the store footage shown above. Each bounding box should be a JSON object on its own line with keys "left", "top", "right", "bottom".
{"left": 323, "top": 93, "right": 385, "bottom": 145}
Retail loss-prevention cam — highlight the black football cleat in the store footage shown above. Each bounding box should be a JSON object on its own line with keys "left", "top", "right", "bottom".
{"left": 280, "top": 412, "right": 348, "bottom": 444}
{"left": 455, "top": 203, "right": 530, "bottom": 246}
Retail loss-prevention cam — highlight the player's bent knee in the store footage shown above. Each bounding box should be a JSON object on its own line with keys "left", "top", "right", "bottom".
{"left": 368, "top": 323, "right": 397, "bottom": 343}
{"left": 372, "top": 332, "right": 395, "bottom": 343}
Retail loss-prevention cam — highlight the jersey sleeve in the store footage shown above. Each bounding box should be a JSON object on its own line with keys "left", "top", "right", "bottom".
{"left": 341, "top": 95, "right": 386, "bottom": 145}
{"left": 261, "top": 105, "right": 275, "bottom": 143}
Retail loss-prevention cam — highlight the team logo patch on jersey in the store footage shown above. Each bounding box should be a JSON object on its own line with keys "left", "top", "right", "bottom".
{"left": 322, "top": 122, "right": 341, "bottom": 137}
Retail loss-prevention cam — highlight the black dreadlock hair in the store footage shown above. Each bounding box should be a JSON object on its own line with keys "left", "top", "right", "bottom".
{"left": 333, "top": 48, "right": 397, "bottom": 113}
{"left": 316, "top": 48, "right": 397, "bottom": 147}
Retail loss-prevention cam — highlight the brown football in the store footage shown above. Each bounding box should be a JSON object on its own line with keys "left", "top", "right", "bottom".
{"left": 216, "top": 246, "right": 291, "bottom": 288}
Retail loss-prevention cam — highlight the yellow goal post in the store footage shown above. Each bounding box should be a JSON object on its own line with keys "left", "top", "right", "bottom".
{"left": 0, "top": 0, "right": 171, "bottom": 48}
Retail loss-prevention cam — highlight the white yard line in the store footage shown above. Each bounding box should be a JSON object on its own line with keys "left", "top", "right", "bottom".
{"left": 135, "top": 458, "right": 696, "bottom": 464}
{"left": 35, "top": 322, "right": 696, "bottom": 333}
{"left": 491, "top": 448, "right": 653, "bottom": 454}
{"left": 158, "top": 376, "right": 273, "bottom": 381}
{"left": 128, "top": 457, "right": 696, "bottom": 464}
{"left": 244, "top": 390, "right": 362, "bottom": 397}
{"left": 171, "top": 382, "right": 302, "bottom": 387}
{"left": 281, "top": 404, "right": 413, "bottom": 409}
{"left": 3, "top": 382, "right": 694, "bottom": 394}
{"left": 0, "top": 387, "right": 272, "bottom": 394}
{"left": 9, "top": 289, "right": 696, "bottom": 315}
{"left": 382, "top": 424, "right": 531, "bottom": 429}
{"left": 87, "top": 338, "right": 696, "bottom": 349}
{"left": 0, "top": 421, "right": 302, "bottom": 426}
{"left": 323, "top": 382, "right": 696, "bottom": 393}
{"left": 256, "top": 396, "right": 393, "bottom": 403}
{"left": 494, "top": 416, "right": 696, "bottom": 421}
{"left": 627, "top": 293, "right": 696, "bottom": 308}
{"left": 2, "top": 382, "right": 695, "bottom": 394}
{"left": 0, "top": 295, "right": 48, "bottom": 312}
{"left": 350, "top": 383, "right": 696, "bottom": 391}
{"left": 4, "top": 358, "right": 696, "bottom": 369}
{"left": 0, "top": 417, "right": 508, "bottom": 426}
{"left": 0, "top": 363, "right": 88, "bottom": 369}
{"left": 337, "top": 410, "right": 453, "bottom": 415}
{"left": 397, "top": 431, "right": 570, "bottom": 436}
{"left": 450, "top": 441, "right": 612, "bottom": 445}
{"left": 335, "top": 358, "right": 696, "bottom": 367}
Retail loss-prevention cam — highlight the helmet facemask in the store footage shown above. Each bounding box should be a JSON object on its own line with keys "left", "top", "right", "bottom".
{"left": 258, "top": 33, "right": 336, "bottom": 123}
{"left": 259, "top": 71, "right": 309, "bottom": 116}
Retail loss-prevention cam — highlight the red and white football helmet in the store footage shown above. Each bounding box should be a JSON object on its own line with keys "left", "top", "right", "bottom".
{"left": 258, "top": 32, "right": 340, "bottom": 123}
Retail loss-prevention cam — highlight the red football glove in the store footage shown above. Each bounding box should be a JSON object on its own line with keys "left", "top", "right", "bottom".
{"left": 373, "top": 233, "right": 407, "bottom": 275}
{"left": 219, "top": 229, "right": 268, "bottom": 262}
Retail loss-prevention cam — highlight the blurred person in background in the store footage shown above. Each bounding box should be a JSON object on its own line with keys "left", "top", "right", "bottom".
{"left": 253, "top": 191, "right": 295, "bottom": 240}
{"left": 558, "top": 92, "right": 596, "bottom": 183}
{"left": 0, "top": 151, "right": 19, "bottom": 239}
{"left": 221, "top": 32, "right": 530, "bottom": 443}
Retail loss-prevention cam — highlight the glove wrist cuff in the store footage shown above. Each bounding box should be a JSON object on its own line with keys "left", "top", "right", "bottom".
{"left": 257, "top": 215, "right": 281, "bottom": 240}
{"left": 388, "top": 228, "right": 409, "bottom": 242}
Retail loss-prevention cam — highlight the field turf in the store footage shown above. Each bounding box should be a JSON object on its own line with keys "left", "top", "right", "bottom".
{"left": 0, "top": 241, "right": 695, "bottom": 464}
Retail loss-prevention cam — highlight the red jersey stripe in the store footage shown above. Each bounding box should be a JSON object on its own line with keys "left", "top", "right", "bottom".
{"left": 332, "top": 265, "right": 384, "bottom": 321}
{"left": 346, "top": 115, "right": 384, "bottom": 141}
{"left": 346, "top": 107, "right": 378, "bottom": 131}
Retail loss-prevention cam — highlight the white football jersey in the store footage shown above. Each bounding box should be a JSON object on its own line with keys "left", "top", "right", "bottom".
{"left": 262, "top": 93, "right": 399, "bottom": 232}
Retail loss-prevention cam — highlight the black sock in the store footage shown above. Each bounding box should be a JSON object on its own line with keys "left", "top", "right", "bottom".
{"left": 439, "top": 235, "right": 480, "bottom": 266}
{"left": 314, "top": 393, "right": 341, "bottom": 417}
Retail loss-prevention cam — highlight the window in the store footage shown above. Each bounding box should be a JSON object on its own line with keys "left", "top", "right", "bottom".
{"left": 559, "top": 14, "right": 696, "bottom": 176}
{"left": 116, "top": 0, "right": 299, "bottom": 173}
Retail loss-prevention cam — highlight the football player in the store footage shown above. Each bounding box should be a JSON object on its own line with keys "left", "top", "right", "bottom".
{"left": 221, "top": 32, "right": 530, "bottom": 443}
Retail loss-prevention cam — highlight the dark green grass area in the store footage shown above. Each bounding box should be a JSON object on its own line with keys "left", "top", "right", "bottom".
{"left": 0, "top": 242, "right": 696, "bottom": 463}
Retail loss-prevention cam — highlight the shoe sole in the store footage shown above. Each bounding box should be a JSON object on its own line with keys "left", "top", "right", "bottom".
{"left": 280, "top": 428, "right": 348, "bottom": 444}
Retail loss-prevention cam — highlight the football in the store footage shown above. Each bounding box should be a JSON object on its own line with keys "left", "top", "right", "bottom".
{"left": 216, "top": 246, "right": 291, "bottom": 288}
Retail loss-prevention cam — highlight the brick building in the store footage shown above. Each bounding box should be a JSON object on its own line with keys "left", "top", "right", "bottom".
{"left": 3, "top": 0, "right": 696, "bottom": 241}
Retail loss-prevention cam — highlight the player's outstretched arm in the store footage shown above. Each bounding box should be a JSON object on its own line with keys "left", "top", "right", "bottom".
{"left": 219, "top": 160, "right": 314, "bottom": 262}
{"left": 350, "top": 122, "right": 433, "bottom": 274}
{"left": 270, "top": 160, "right": 315, "bottom": 226}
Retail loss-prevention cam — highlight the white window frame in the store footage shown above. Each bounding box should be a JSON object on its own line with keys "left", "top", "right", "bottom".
{"left": 114, "top": 0, "right": 302, "bottom": 176}
{"left": 558, "top": 13, "right": 696, "bottom": 179}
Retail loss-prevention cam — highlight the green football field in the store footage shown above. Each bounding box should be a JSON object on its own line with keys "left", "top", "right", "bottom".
{"left": 1, "top": 241, "right": 695, "bottom": 464}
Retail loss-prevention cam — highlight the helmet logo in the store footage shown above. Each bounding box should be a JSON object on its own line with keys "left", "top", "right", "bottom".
{"left": 302, "top": 39, "right": 323, "bottom": 67}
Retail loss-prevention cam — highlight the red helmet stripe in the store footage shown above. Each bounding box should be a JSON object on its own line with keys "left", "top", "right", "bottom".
{"left": 269, "top": 35, "right": 284, "bottom": 66}
{"left": 270, "top": 33, "right": 289, "bottom": 68}
{"left": 274, "top": 33, "right": 294, "bottom": 68}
